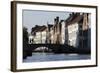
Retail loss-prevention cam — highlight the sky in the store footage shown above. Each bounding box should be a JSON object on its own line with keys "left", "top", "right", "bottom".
{"left": 23, "top": 10, "right": 70, "bottom": 33}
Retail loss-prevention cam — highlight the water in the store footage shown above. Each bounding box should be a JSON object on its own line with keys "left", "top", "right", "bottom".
{"left": 23, "top": 53, "right": 91, "bottom": 62}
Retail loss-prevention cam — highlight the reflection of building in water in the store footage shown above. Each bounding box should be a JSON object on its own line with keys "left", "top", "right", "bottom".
{"left": 29, "top": 13, "right": 91, "bottom": 49}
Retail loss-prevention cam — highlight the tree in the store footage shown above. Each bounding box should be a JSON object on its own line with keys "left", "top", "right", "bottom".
{"left": 23, "top": 27, "right": 28, "bottom": 44}
{"left": 23, "top": 27, "right": 29, "bottom": 59}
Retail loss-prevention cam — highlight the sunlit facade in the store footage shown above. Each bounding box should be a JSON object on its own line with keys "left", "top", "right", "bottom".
{"left": 29, "top": 13, "right": 91, "bottom": 49}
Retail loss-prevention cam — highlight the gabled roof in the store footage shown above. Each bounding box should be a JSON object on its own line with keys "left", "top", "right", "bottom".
{"left": 65, "top": 13, "right": 83, "bottom": 27}
{"left": 47, "top": 24, "right": 53, "bottom": 31}
{"left": 39, "top": 26, "right": 47, "bottom": 31}
{"left": 31, "top": 25, "right": 47, "bottom": 33}
{"left": 47, "top": 24, "right": 53, "bottom": 28}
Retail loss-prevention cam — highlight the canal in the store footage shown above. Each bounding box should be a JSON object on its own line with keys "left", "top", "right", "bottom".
{"left": 23, "top": 52, "right": 91, "bottom": 62}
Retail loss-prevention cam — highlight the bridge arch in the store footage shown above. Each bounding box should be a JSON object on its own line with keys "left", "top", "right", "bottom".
{"left": 34, "top": 46, "right": 52, "bottom": 52}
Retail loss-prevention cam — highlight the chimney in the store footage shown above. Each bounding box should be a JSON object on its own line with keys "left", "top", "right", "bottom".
{"left": 56, "top": 16, "right": 59, "bottom": 24}
{"left": 69, "top": 13, "right": 72, "bottom": 16}
{"left": 54, "top": 16, "right": 59, "bottom": 24}
{"left": 56, "top": 16, "right": 59, "bottom": 22}
{"left": 54, "top": 18, "right": 57, "bottom": 24}
{"left": 72, "top": 12, "right": 74, "bottom": 16}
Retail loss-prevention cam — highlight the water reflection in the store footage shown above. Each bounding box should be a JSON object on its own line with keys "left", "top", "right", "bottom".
{"left": 23, "top": 53, "right": 90, "bottom": 62}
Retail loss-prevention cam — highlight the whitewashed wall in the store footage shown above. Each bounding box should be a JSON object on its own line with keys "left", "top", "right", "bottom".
{"left": 68, "top": 23, "right": 79, "bottom": 47}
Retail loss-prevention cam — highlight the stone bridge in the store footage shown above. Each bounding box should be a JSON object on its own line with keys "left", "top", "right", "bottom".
{"left": 23, "top": 44, "right": 90, "bottom": 59}
{"left": 27, "top": 44, "right": 78, "bottom": 53}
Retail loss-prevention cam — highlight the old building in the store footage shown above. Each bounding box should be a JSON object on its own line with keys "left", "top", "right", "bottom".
{"left": 29, "top": 13, "right": 91, "bottom": 50}
{"left": 64, "top": 13, "right": 90, "bottom": 49}
{"left": 46, "top": 17, "right": 62, "bottom": 44}
{"left": 29, "top": 25, "right": 47, "bottom": 44}
{"left": 51, "top": 16, "right": 62, "bottom": 44}
{"left": 46, "top": 24, "right": 53, "bottom": 44}
{"left": 64, "top": 13, "right": 81, "bottom": 47}
{"left": 78, "top": 13, "right": 91, "bottom": 49}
